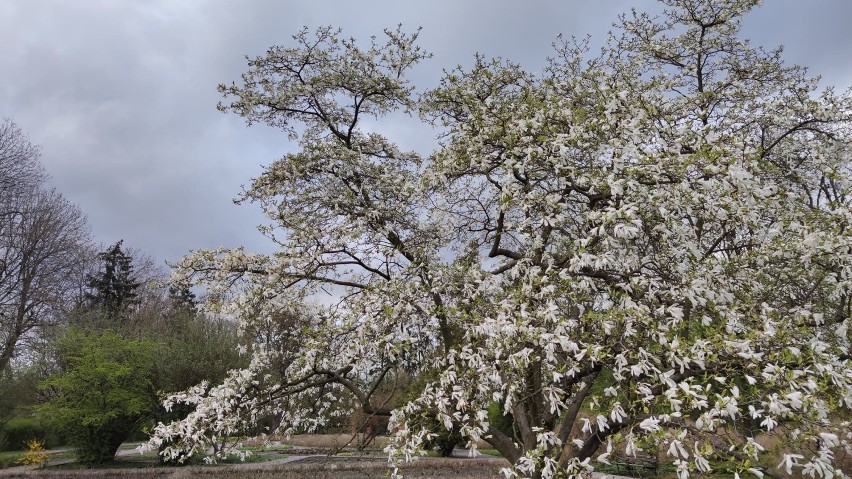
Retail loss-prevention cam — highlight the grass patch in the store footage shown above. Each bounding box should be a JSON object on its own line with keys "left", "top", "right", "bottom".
{"left": 239, "top": 442, "right": 293, "bottom": 453}
{"left": 0, "top": 450, "right": 25, "bottom": 468}
{"left": 118, "top": 442, "right": 147, "bottom": 452}
{"left": 0, "top": 448, "right": 75, "bottom": 469}
{"left": 46, "top": 455, "right": 161, "bottom": 470}
{"left": 219, "top": 452, "right": 280, "bottom": 464}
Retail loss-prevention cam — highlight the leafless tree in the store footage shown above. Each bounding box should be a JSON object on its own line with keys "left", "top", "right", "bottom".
{"left": 0, "top": 120, "right": 91, "bottom": 372}
{"left": 0, "top": 119, "right": 45, "bottom": 202}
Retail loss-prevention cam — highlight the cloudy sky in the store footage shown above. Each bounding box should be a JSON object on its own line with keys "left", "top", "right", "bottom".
{"left": 2, "top": 1, "right": 851, "bottom": 266}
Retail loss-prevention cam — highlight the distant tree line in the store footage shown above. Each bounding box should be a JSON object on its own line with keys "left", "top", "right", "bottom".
{"left": 0, "top": 118, "right": 245, "bottom": 464}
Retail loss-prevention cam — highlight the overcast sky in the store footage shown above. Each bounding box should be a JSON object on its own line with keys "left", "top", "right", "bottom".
{"left": 2, "top": 1, "right": 851, "bottom": 266}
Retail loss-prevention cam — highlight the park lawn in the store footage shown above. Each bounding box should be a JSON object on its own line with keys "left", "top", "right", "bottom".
{"left": 0, "top": 450, "right": 25, "bottom": 468}
{"left": 0, "top": 448, "right": 75, "bottom": 469}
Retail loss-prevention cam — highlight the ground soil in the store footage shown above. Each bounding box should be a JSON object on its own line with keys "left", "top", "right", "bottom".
{"left": 0, "top": 457, "right": 506, "bottom": 479}
{"left": 258, "top": 433, "right": 490, "bottom": 450}
{"left": 0, "top": 434, "right": 515, "bottom": 479}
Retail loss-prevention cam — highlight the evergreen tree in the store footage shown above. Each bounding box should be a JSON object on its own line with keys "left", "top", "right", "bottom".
{"left": 84, "top": 240, "right": 140, "bottom": 317}
{"left": 167, "top": 285, "right": 196, "bottom": 315}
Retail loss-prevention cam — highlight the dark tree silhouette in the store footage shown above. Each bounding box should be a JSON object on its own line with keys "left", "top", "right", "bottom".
{"left": 84, "top": 240, "right": 140, "bottom": 317}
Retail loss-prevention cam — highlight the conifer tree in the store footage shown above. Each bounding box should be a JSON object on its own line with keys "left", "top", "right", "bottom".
{"left": 167, "top": 285, "right": 197, "bottom": 315}
{"left": 84, "top": 240, "right": 140, "bottom": 317}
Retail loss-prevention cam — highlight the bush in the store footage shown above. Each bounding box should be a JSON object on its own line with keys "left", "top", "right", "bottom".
{"left": 38, "top": 329, "right": 158, "bottom": 464}
{"left": 0, "top": 417, "right": 62, "bottom": 451}
{"left": 17, "top": 438, "right": 51, "bottom": 468}
{"left": 423, "top": 423, "right": 463, "bottom": 457}
{"left": 1, "top": 417, "right": 43, "bottom": 451}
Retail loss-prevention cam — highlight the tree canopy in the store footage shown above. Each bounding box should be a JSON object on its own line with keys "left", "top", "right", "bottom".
{"left": 148, "top": 1, "right": 852, "bottom": 478}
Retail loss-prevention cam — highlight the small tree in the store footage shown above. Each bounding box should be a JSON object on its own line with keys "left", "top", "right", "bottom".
{"left": 39, "top": 330, "right": 157, "bottom": 465}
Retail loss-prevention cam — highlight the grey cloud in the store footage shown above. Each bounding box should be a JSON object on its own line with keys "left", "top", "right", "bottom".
{"left": 1, "top": 1, "right": 849, "bottom": 266}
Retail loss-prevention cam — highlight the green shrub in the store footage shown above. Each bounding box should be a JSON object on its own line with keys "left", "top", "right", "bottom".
{"left": 38, "top": 329, "right": 158, "bottom": 465}
{"left": 486, "top": 402, "right": 514, "bottom": 440}
{"left": 1, "top": 417, "right": 43, "bottom": 451}
{"left": 423, "top": 423, "right": 463, "bottom": 457}
{"left": 0, "top": 417, "right": 62, "bottom": 451}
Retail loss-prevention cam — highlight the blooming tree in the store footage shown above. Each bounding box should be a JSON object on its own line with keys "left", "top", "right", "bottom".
{"left": 148, "top": 1, "right": 852, "bottom": 477}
